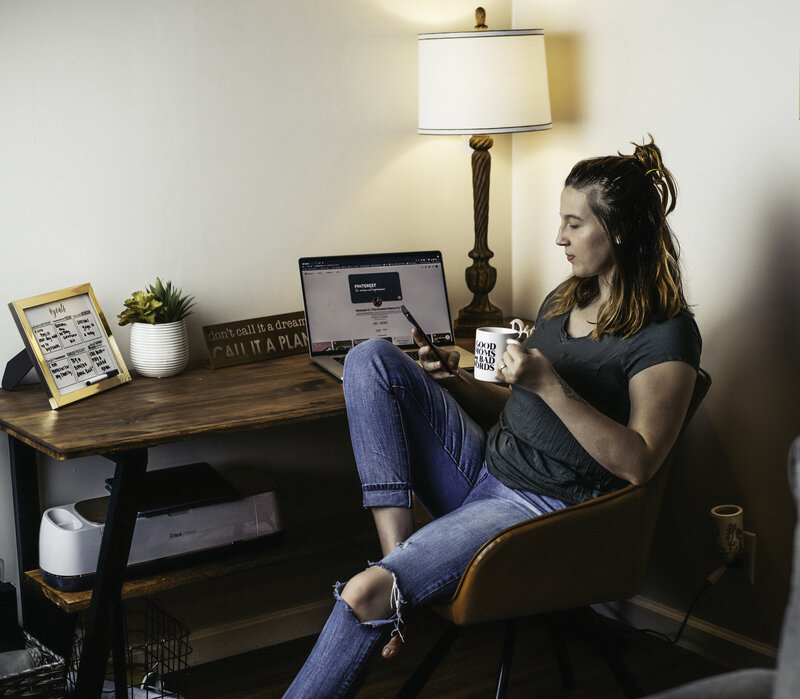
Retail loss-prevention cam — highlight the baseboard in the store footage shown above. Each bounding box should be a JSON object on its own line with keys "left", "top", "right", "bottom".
{"left": 186, "top": 599, "right": 332, "bottom": 666}
{"left": 595, "top": 595, "right": 777, "bottom": 670}
{"left": 185, "top": 592, "right": 779, "bottom": 670}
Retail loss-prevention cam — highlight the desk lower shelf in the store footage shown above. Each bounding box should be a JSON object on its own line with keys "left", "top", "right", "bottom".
{"left": 26, "top": 513, "right": 378, "bottom": 616}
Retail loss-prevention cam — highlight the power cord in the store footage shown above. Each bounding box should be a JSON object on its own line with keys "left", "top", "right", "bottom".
{"left": 664, "top": 564, "right": 728, "bottom": 645}
{"left": 597, "top": 563, "right": 729, "bottom": 646}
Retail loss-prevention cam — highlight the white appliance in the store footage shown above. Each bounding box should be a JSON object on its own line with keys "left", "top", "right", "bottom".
{"left": 39, "top": 486, "right": 281, "bottom": 592}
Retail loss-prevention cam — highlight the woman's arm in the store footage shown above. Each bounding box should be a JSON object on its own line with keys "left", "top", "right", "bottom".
{"left": 499, "top": 343, "right": 697, "bottom": 484}
{"left": 412, "top": 328, "right": 511, "bottom": 426}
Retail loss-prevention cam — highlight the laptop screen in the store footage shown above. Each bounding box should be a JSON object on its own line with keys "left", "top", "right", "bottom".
{"left": 299, "top": 251, "right": 455, "bottom": 357}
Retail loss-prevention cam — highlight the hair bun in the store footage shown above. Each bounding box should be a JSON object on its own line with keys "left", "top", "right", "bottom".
{"left": 631, "top": 135, "right": 676, "bottom": 215}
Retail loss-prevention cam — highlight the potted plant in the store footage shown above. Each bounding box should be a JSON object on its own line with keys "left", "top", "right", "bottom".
{"left": 118, "top": 278, "right": 195, "bottom": 378}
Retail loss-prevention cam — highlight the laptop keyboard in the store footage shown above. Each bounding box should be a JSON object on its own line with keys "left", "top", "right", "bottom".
{"left": 334, "top": 350, "right": 420, "bottom": 366}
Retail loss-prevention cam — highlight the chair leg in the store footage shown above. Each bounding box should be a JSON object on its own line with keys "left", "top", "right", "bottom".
{"left": 583, "top": 609, "right": 643, "bottom": 698}
{"left": 396, "top": 624, "right": 461, "bottom": 698}
{"left": 494, "top": 620, "right": 517, "bottom": 699}
{"left": 544, "top": 613, "right": 574, "bottom": 690}
{"left": 594, "top": 633, "right": 643, "bottom": 698}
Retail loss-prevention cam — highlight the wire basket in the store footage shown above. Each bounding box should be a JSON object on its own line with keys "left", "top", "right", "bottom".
{"left": 70, "top": 598, "right": 191, "bottom": 698}
{"left": 0, "top": 632, "right": 66, "bottom": 698}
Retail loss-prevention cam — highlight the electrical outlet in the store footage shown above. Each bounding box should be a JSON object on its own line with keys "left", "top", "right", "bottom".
{"left": 728, "top": 531, "right": 756, "bottom": 584}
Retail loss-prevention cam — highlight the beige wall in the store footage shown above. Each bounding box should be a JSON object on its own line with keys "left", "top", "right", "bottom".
{"left": 1, "top": 0, "right": 799, "bottom": 666}
{"left": 0, "top": 0, "right": 512, "bottom": 624}
{"left": 513, "top": 0, "right": 800, "bottom": 656}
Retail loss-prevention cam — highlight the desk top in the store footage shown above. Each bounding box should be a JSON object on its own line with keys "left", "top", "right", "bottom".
{"left": 0, "top": 356, "right": 345, "bottom": 460}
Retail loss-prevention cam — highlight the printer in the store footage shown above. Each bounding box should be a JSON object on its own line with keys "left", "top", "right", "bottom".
{"left": 39, "top": 463, "right": 281, "bottom": 592}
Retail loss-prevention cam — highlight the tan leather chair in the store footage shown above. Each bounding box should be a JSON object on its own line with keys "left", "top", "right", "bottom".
{"left": 399, "top": 369, "right": 711, "bottom": 699}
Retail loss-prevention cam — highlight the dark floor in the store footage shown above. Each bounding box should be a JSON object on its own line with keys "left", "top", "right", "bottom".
{"left": 183, "top": 609, "right": 731, "bottom": 698}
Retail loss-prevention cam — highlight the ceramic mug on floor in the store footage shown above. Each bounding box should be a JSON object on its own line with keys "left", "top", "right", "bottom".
{"left": 473, "top": 327, "right": 525, "bottom": 382}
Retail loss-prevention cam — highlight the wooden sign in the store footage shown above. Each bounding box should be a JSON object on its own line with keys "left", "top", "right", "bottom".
{"left": 203, "top": 311, "right": 308, "bottom": 369}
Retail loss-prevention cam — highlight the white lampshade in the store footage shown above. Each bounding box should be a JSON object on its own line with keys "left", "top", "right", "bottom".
{"left": 418, "top": 29, "right": 552, "bottom": 135}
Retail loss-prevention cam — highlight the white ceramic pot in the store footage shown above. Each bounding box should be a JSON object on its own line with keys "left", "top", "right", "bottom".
{"left": 129, "top": 320, "right": 189, "bottom": 378}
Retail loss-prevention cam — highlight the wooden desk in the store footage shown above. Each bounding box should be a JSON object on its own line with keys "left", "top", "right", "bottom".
{"left": 0, "top": 355, "right": 345, "bottom": 459}
{"left": 0, "top": 356, "right": 345, "bottom": 698}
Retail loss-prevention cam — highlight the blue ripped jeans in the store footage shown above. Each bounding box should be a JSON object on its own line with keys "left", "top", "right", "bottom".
{"left": 284, "top": 339, "right": 565, "bottom": 698}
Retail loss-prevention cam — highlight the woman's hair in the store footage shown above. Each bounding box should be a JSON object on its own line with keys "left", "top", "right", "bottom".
{"left": 543, "top": 136, "right": 688, "bottom": 338}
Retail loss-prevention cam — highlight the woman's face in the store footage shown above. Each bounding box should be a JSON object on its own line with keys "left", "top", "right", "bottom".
{"left": 557, "top": 186, "right": 615, "bottom": 283}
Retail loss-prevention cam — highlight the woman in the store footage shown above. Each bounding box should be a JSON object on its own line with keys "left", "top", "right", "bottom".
{"left": 284, "top": 137, "right": 702, "bottom": 698}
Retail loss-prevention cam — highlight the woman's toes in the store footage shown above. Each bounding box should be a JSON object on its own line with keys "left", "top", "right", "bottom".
{"left": 382, "top": 634, "right": 403, "bottom": 659}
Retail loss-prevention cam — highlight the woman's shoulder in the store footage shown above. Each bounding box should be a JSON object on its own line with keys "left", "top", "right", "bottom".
{"left": 626, "top": 307, "right": 702, "bottom": 371}
{"left": 649, "top": 307, "right": 701, "bottom": 342}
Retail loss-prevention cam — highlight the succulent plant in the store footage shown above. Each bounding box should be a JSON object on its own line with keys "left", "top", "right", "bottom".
{"left": 118, "top": 290, "right": 162, "bottom": 325}
{"left": 118, "top": 278, "right": 195, "bottom": 326}
{"left": 147, "top": 278, "right": 195, "bottom": 323}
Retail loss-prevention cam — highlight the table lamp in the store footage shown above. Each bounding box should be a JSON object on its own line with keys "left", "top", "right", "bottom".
{"left": 418, "top": 7, "right": 552, "bottom": 334}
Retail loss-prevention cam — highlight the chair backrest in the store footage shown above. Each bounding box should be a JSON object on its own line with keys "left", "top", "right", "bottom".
{"left": 438, "top": 368, "right": 711, "bottom": 626}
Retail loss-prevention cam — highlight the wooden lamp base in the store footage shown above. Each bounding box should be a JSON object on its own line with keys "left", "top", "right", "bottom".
{"left": 453, "top": 134, "right": 503, "bottom": 337}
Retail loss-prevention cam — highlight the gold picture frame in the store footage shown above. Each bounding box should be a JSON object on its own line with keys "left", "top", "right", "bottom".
{"left": 8, "top": 283, "right": 131, "bottom": 409}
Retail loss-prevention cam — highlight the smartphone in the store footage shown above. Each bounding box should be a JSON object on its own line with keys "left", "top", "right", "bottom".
{"left": 400, "top": 305, "right": 455, "bottom": 375}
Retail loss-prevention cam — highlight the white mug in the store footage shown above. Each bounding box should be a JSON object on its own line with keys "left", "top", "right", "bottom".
{"left": 473, "top": 327, "right": 524, "bottom": 382}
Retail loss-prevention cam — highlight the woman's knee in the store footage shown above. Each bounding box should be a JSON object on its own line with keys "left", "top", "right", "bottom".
{"left": 346, "top": 338, "right": 391, "bottom": 368}
{"left": 340, "top": 566, "right": 396, "bottom": 623}
{"left": 343, "top": 339, "right": 410, "bottom": 387}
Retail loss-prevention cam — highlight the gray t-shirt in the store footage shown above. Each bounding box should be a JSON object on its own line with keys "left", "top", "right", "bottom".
{"left": 484, "top": 303, "right": 702, "bottom": 505}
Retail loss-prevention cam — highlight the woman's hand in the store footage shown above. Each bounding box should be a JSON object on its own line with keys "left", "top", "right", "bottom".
{"left": 412, "top": 328, "right": 460, "bottom": 379}
{"left": 495, "top": 341, "right": 554, "bottom": 394}
{"left": 412, "top": 327, "right": 511, "bottom": 424}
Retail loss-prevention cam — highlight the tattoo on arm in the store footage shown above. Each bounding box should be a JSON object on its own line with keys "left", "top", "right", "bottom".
{"left": 553, "top": 370, "right": 585, "bottom": 404}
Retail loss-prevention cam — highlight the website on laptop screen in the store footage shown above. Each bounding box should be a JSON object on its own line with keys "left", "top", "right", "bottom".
{"left": 300, "top": 252, "right": 454, "bottom": 356}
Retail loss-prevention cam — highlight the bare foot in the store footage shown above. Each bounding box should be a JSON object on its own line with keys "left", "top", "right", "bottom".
{"left": 381, "top": 633, "right": 403, "bottom": 659}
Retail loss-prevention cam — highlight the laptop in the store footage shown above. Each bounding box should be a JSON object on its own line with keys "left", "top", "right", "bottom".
{"left": 299, "top": 251, "right": 475, "bottom": 380}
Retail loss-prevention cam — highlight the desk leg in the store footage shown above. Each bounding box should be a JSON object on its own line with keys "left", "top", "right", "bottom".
{"left": 8, "top": 436, "right": 40, "bottom": 590}
{"left": 73, "top": 448, "right": 147, "bottom": 699}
